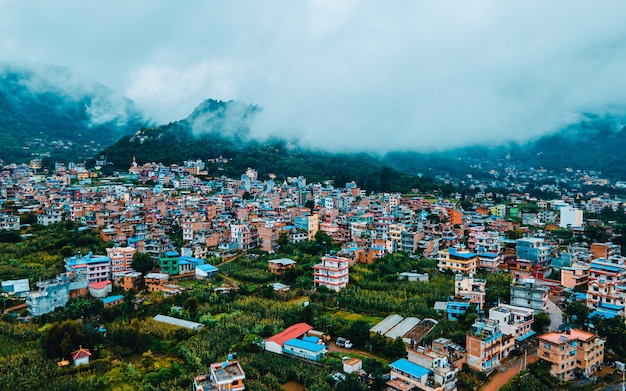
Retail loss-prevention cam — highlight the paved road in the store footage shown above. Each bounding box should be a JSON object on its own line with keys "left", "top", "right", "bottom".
{"left": 480, "top": 352, "right": 539, "bottom": 391}
{"left": 546, "top": 296, "right": 563, "bottom": 331}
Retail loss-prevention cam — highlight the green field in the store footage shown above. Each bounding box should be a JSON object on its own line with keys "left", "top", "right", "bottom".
{"left": 330, "top": 310, "right": 383, "bottom": 325}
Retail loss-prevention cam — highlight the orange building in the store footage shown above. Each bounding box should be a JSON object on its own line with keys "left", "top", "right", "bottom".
{"left": 537, "top": 329, "right": 605, "bottom": 381}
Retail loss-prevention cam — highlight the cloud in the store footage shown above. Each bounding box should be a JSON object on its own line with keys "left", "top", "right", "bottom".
{"left": 2, "top": 1, "right": 626, "bottom": 153}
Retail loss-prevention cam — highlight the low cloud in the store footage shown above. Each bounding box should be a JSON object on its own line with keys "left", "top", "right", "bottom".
{"left": 2, "top": 1, "right": 626, "bottom": 152}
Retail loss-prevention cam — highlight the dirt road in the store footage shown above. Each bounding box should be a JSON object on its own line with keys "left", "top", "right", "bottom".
{"left": 480, "top": 352, "right": 538, "bottom": 391}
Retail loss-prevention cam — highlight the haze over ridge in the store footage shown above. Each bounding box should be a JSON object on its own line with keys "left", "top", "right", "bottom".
{"left": 2, "top": 1, "right": 626, "bottom": 152}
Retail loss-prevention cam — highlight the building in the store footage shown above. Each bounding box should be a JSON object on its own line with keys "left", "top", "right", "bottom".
{"left": 282, "top": 338, "right": 328, "bottom": 361}
{"left": 111, "top": 271, "right": 142, "bottom": 291}
{"left": 294, "top": 213, "right": 319, "bottom": 241}
{"left": 106, "top": 246, "right": 136, "bottom": 273}
{"left": 65, "top": 252, "right": 111, "bottom": 283}
{"left": 71, "top": 347, "right": 92, "bottom": 367}
{"left": 0, "top": 214, "right": 20, "bottom": 230}
{"left": 1, "top": 278, "right": 30, "bottom": 297}
{"left": 195, "top": 264, "right": 219, "bottom": 280}
{"left": 537, "top": 329, "right": 605, "bottom": 381}
{"left": 267, "top": 258, "right": 297, "bottom": 275}
{"left": 510, "top": 277, "right": 549, "bottom": 312}
{"left": 159, "top": 251, "right": 181, "bottom": 275}
{"left": 313, "top": 255, "right": 349, "bottom": 292}
{"left": 488, "top": 304, "right": 535, "bottom": 344}
{"left": 437, "top": 247, "right": 478, "bottom": 275}
{"left": 560, "top": 266, "right": 589, "bottom": 289}
{"left": 454, "top": 274, "right": 486, "bottom": 310}
{"left": 26, "top": 275, "right": 70, "bottom": 316}
{"left": 408, "top": 344, "right": 459, "bottom": 391}
{"left": 560, "top": 206, "right": 583, "bottom": 229}
{"left": 466, "top": 319, "right": 504, "bottom": 373}
{"left": 516, "top": 238, "right": 551, "bottom": 266}
{"left": 37, "top": 207, "right": 63, "bottom": 226}
{"left": 194, "top": 358, "right": 245, "bottom": 391}
{"left": 264, "top": 322, "right": 314, "bottom": 354}
{"left": 387, "top": 358, "right": 454, "bottom": 391}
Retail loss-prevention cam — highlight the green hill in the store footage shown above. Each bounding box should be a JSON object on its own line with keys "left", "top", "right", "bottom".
{"left": 0, "top": 63, "right": 147, "bottom": 164}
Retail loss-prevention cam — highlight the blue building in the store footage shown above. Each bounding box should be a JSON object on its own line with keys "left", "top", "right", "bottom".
{"left": 282, "top": 338, "right": 327, "bottom": 361}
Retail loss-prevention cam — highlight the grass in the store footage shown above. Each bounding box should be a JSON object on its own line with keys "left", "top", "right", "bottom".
{"left": 331, "top": 310, "right": 383, "bottom": 325}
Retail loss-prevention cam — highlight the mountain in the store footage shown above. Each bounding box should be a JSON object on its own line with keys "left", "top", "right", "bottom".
{"left": 100, "top": 99, "right": 442, "bottom": 193}
{"left": 0, "top": 63, "right": 147, "bottom": 164}
{"left": 382, "top": 114, "right": 626, "bottom": 182}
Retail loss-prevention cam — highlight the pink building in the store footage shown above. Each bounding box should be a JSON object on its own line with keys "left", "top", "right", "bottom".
{"left": 313, "top": 255, "right": 349, "bottom": 292}
{"left": 106, "top": 246, "right": 136, "bottom": 273}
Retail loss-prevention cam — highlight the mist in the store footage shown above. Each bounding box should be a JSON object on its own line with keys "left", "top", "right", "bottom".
{"left": 2, "top": 1, "right": 626, "bottom": 152}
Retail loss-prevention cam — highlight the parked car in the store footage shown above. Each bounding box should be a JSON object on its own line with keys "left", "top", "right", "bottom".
{"left": 336, "top": 337, "right": 353, "bottom": 349}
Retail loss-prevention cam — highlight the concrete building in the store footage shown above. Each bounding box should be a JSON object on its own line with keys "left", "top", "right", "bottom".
{"left": 26, "top": 275, "right": 70, "bottom": 316}
{"left": 454, "top": 274, "right": 486, "bottom": 310}
{"left": 488, "top": 304, "right": 535, "bottom": 341}
{"left": 437, "top": 247, "right": 478, "bottom": 276}
{"left": 516, "top": 237, "right": 551, "bottom": 266}
{"left": 510, "top": 277, "right": 549, "bottom": 312}
{"left": 313, "top": 255, "right": 349, "bottom": 292}
{"left": 106, "top": 246, "right": 136, "bottom": 273}
{"left": 537, "top": 329, "right": 604, "bottom": 381}
{"left": 64, "top": 252, "right": 111, "bottom": 283}
{"left": 466, "top": 319, "right": 504, "bottom": 373}
{"left": 387, "top": 358, "right": 454, "bottom": 391}
{"left": 194, "top": 358, "right": 245, "bottom": 391}
{"left": 560, "top": 206, "right": 583, "bottom": 229}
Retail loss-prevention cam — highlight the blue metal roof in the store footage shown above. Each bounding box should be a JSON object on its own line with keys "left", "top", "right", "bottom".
{"left": 589, "top": 263, "right": 623, "bottom": 273}
{"left": 102, "top": 295, "right": 123, "bottom": 304}
{"left": 479, "top": 252, "right": 498, "bottom": 258}
{"left": 515, "top": 330, "right": 536, "bottom": 342}
{"left": 572, "top": 292, "right": 587, "bottom": 301}
{"left": 284, "top": 338, "right": 326, "bottom": 353}
{"left": 390, "top": 358, "right": 431, "bottom": 378}
{"left": 589, "top": 309, "right": 619, "bottom": 319}
{"left": 598, "top": 302, "right": 624, "bottom": 311}
{"left": 449, "top": 248, "right": 477, "bottom": 258}
{"left": 196, "top": 264, "right": 218, "bottom": 273}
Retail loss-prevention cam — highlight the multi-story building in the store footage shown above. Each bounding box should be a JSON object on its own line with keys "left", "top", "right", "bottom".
{"left": 387, "top": 358, "right": 456, "bottom": 391}
{"left": 559, "top": 206, "right": 583, "bottom": 229}
{"left": 0, "top": 214, "right": 20, "bottom": 230}
{"left": 437, "top": 247, "right": 478, "bottom": 275}
{"left": 267, "top": 258, "right": 297, "bottom": 275}
{"left": 26, "top": 274, "right": 71, "bottom": 316}
{"left": 64, "top": 252, "right": 111, "bottom": 283}
{"left": 106, "top": 246, "right": 136, "bottom": 273}
{"left": 488, "top": 304, "right": 534, "bottom": 341}
{"left": 560, "top": 266, "right": 589, "bottom": 289}
{"left": 516, "top": 237, "right": 551, "bottom": 266}
{"left": 193, "top": 358, "right": 246, "bottom": 391}
{"left": 590, "top": 242, "right": 621, "bottom": 260}
{"left": 466, "top": 319, "right": 504, "bottom": 373}
{"left": 159, "top": 251, "right": 181, "bottom": 275}
{"left": 586, "top": 278, "right": 626, "bottom": 314}
{"left": 408, "top": 344, "right": 459, "bottom": 391}
{"left": 294, "top": 213, "right": 319, "bottom": 241}
{"left": 537, "top": 329, "right": 604, "bottom": 381}
{"left": 454, "top": 274, "right": 486, "bottom": 310}
{"left": 510, "top": 278, "right": 549, "bottom": 312}
{"left": 587, "top": 256, "right": 626, "bottom": 284}
{"left": 37, "top": 207, "right": 63, "bottom": 226}
{"left": 313, "top": 255, "right": 349, "bottom": 292}
{"left": 230, "top": 224, "right": 257, "bottom": 250}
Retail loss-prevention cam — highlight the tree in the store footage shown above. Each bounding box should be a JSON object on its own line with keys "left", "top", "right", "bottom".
{"left": 533, "top": 312, "right": 551, "bottom": 334}
{"left": 132, "top": 252, "right": 154, "bottom": 274}
{"left": 505, "top": 230, "right": 522, "bottom": 240}
{"left": 43, "top": 319, "right": 87, "bottom": 359}
{"left": 562, "top": 300, "right": 589, "bottom": 326}
{"left": 345, "top": 320, "right": 371, "bottom": 349}
{"left": 186, "top": 296, "right": 198, "bottom": 319}
{"left": 388, "top": 336, "right": 407, "bottom": 359}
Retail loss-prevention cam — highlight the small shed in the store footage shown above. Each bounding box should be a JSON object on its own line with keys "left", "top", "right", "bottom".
{"left": 71, "top": 346, "right": 92, "bottom": 366}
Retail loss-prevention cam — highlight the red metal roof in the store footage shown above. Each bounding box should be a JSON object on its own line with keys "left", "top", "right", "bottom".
{"left": 71, "top": 347, "right": 92, "bottom": 360}
{"left": 265, "top": 322, "right": 312, "bottom": 346}
{"left": 88, "top": 280, "right": 111, "bottom": 290}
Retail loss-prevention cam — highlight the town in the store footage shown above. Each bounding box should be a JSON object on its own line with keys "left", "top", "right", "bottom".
{"left": 1, "top": 156, "right": 625, "bottom": 391}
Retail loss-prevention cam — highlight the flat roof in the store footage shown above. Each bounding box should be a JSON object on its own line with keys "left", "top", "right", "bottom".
{"left": 102, "top": 295, "right": 123, "bottom": 304}
{"left": 540, "top": 329, "right": 595, "bottom": 344}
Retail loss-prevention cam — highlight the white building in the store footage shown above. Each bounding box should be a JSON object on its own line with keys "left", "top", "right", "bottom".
{"left": 560, "top": 206, "right": 583, "bottom": 229}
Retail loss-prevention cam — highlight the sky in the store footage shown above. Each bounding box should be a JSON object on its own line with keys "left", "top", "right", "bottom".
{"left": 2, "top": 1, "right": 626, "bottom": 153}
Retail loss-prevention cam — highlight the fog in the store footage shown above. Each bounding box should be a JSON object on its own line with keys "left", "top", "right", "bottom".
{"left": 2, "top": 1, "right": 626, "bottom": 152}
